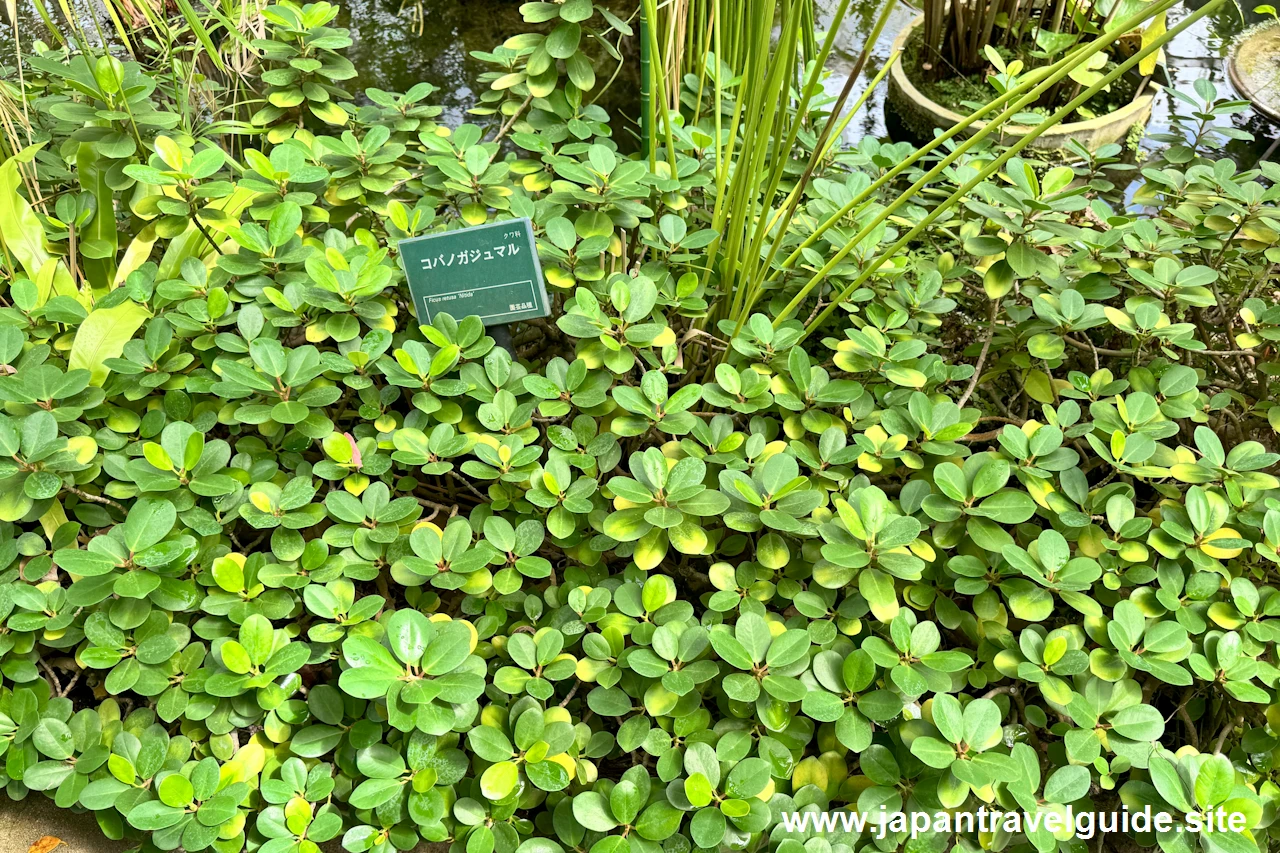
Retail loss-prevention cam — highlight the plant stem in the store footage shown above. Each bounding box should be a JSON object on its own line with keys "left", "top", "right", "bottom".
{"left": 764, "top": 0, "right": 1183, "bottom": 300}
{"left": 65, "top": 486, "right": 126, "bottom": 512}
{"left": 793, "top": 0, "right": 1219, "bottom": 343}
{"left": 1214, "top": 714, "right": 1243, "bottom": 754}
{"left": 957, "top": 301, "right": 998, "bottom": 408}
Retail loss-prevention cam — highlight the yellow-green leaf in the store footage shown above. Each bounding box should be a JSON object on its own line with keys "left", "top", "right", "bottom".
{"left": 1024, "top": 370, "right": 1056, "bottom": 404}
{"left": 1140, "top": 12, "right": 1167, "bottom": 76}
{"left": 0, "top": 154, "right": 73, "bottom": 306}
{"left": 69, "top": 300, "right": 151, "bottom": 385}
{"left": 480, "top": 760, "right": 519, "bottom": 800}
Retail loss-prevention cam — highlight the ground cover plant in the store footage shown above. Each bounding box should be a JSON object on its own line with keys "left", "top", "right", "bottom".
{"left": 0, "top": 1, "right": 1277, "bottom": 853}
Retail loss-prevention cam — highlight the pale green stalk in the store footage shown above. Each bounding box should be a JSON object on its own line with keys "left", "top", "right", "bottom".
{"left": 53, "top": 0, "right": 93, "bottom": 54}
{"left": 760, "top": 0, "right": 1186, "bottom": 326}
{"left": 740, "top": 48, "right": 900, "bottom": 308}
{"left": 698, "top": 0, "right": 770, "bottom": 291}
{"left": 764, "top": 0, "right": 1188, "bottom": 291}
{"left": 820, "top": 51, "right": 899, "bottom": 161}
{"left": 688, "top": 0, "right": 716, "bottom": 128}
{"left": 640, "top": 0, "right": 678, "bottom": 172}
{"left": 724, "top": 0, "right": 855, "bottom": 326}
{"left": 727, "top": 0, "right": 896, "bottom": 334}
{"left": 718, "top": 0, "right": 797, "bottom": 312}
{"left": 702, "top": 0, "right": 855, "bottom": 324}
{"left": 712, "top": 0, "right": 722, "bottom": 213}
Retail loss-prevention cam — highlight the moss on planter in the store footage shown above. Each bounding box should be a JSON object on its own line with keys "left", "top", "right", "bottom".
{"left": 900, "top": 28, "right": 1143, "bottom": 123}
{"left": 1229, "top": 20, "right": 1280, "bottom": 122}
{"left": 886, "top": 15, "right": 1159, "bottom": 154}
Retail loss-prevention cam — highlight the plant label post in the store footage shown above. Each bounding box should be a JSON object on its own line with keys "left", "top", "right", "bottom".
{"left": 398, "top": 218, "right": 550, "bottom": 355}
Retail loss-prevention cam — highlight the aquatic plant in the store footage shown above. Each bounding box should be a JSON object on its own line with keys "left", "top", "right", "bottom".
{"left": 0, "top": 2, "right": 1273, "bottom": 853}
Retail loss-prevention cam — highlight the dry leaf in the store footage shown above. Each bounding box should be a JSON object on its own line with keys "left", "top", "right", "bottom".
{"left": 28, "top": 837, "right": 63, "bottom": 853}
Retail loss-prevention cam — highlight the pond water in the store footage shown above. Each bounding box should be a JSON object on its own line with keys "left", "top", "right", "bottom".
{"left": 334, "top": 0, "right": 643, "bottom": 134}
{"left": 814, "top": 0, "right": 1279, "bottom": 165}
{"left": 338, "top": 0, "right": 1280, "bottom": 166}
{"left": 0, "top": 0, "right": 1275, "bottom": 164}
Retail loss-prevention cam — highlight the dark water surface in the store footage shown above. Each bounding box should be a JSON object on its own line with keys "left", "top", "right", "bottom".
{"left": 336, "top": 0, "right": 638, "bottom": 133}
{"left": 0, "top": 0, "right": 1275, "bottom": 163}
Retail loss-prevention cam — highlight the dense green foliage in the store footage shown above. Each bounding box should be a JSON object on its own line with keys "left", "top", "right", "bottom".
{"left": 0, "top": 2, "right": 1278, "bottom": 853}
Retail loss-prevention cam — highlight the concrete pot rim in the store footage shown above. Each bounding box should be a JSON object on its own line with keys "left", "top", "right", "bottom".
{"left": 888, "top": 14, "right": 1161, "bottom": 138}
{"left": 1227, "top": 19, "right": 1280, "bottom": 123}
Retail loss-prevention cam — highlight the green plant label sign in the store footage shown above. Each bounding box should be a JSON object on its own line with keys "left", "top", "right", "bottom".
{"left": 398, "top": 218, "right": 550, "bottom": 326}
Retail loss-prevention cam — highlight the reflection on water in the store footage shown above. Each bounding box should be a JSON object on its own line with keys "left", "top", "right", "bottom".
{"left": 817, "top": 0, "right": 918, "bottom": 145}
{"left": 0, "top": 0, "right": 1273, "bottom": 163}
{"left": 815, "top": 0, "right": 1277, "bottom": 166}
{"left": 334, "top": 0, "right": 641, "bottom": 146}
{"left": 336, "top": 0, "right": 528, "bottom": 128}
{"left": 1159, "top": 0, "right": 1278, "bottom": 165}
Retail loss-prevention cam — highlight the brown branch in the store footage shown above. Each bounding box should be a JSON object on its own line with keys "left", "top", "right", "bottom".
{"left": 64, "top": 486, "right": 125, "bottom": 512}
{"left": 1062, "top": 336, "right": 1130, "bottom": 358}
{"left": 493, "top": 93, "right": 534, "bottom": 144}
{"left": 957, "top": 301, "right": 997, "bottom": 409}
{"left": 37, "top": 658, "right": 62, "bottom": 696}
{"left": 1187, "top": 348, "right": 1264, "bottom": 356}
{"left": 1064, "top": 334, "right": 1262, "bottom": 362}
{"left": 1175, "top": 687, "right": 1199, "bottom": 751}
{"left": 679, "top": 328, "right": 729, "bottom": 351}
{"left": 449, "top": 471, "right": 489, "bottom": 502}
{"left": 957, "top": 428, "right": 1004, "bottom": 443}
{"left": 1214, "top": 713, "right": 1244, "bottom": 755}
{"left": 416, "top": 497, "right": 459, "bottom": 517}
{"left": 559, "top": 678, "right": 582, "bottom": 707}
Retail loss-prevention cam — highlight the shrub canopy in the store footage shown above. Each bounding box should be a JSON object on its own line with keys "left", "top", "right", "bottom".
{"left": 0, "top": 3, "right": 1278, "bottom": 853}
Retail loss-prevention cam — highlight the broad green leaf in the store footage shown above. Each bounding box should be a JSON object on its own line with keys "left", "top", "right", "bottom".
{"left": 69, "top": 300, "right": 151, "bottom": 385}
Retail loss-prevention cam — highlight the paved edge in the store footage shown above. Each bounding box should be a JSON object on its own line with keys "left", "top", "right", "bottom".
{"left": 0, "top": 795, "right": 130, "bottom": 852}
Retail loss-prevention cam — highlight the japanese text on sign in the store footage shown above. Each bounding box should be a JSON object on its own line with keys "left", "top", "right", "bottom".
{"left": 397, "top": 219, "right": 550, "bottom": 327}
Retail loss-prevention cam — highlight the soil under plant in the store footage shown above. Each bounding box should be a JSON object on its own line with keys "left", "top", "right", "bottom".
{"left": 903, "top": 29, "right": 1144, "bottom": 122}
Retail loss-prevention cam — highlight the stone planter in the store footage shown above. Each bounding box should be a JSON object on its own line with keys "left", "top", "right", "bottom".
{"left": 1228, "top": 20, "right": 1280, "bottom": 123}
{"left": 887, "top": 14, "right": 1160, "bottom": 152}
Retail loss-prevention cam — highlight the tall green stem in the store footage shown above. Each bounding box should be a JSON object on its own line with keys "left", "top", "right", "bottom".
{"left": 766, "top": 0, "right": 1187, "bottom": 331}
{"left": 640, "top": 0, "right": 677, "bottom": 173}
{"left": 792, "top": 0, "right": 1226, "bottom": 343}
{"left": 727, "top": 0, "right": 896, "bottom": 337}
